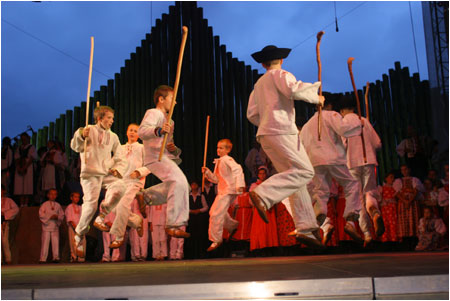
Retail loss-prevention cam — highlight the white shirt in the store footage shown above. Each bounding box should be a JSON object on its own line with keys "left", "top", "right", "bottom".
{"left": 65, "top": 203, "right": 82, "bottom": 227}
{"left": 149, "top": 203, "right": 167, "bottom": 226}
{"left": 1, "top": 197, "right": 19, "bottom": 220}
{"left": 300, "top": 110, "right": 361, "bottom": 167}
{"left": 71, "top": 124, "right": 127, "bottom": 178}
{"left": 345, "top": 116, "right": 382, "bottom": 169}
{"left": 39, "top": 201, "right": 64, "bottom": 232}
{"left": 247, "top": 68, "right": 321, "bottom": 136}
{"left": 123, "top": 142, "right": 151, "bottom": 185}
{"left": 204, "top": 155, "right": 245, "bottom": 195}
{"left": 138, "top": 108, "right": 182, "bottom": 165}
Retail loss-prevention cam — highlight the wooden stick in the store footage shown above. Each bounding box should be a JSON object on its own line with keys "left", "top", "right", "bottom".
{"left": 201, "top": 115, "right": 210, "bottom": 192}
{"left": 316, "top": 31, "right": 324, "bottom": 141}
{"left": 365, "top": 81, "right": 370, "bottom": 123}
{"left": 84, "top": 36, "right": 94, "bottom": 164}
{"left": 347, "top": 57, "right": 367, "bottom": 163}
{"left": 159, "top": 26, "right": 188, "bottom": 161}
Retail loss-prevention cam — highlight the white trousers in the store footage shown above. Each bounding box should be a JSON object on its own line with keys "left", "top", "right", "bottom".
{"left": 255, "top": 135, "right": 318, "bottom": 232}
{"left": 151, "top": 225, "right": 167, "bottom": 258}
{"left": 2, "top": 222, "right": 12, "bottom": 262}
{"left": 169, "top": 225, "right": 185, "bottom": 259}
{"left": 102, "top": 231, "right": 127, "bottom": 261}
{"left": 145, "top": 157, "right": 189, "bottom": 228}
{"left": 110, "top": 178, "right": 143, "bottom": 238}
{"left": 350, "top": 165, "right": 380, "bottom": 234}
{"left": 209, "top": 194, "right": 238, "bottom": 243}
{"left": 129, "top": 218, "right": 149, "bottom": 260}
{"left": 76, "top": 175, "right": 126, "bottom": 236}
{"left": 312, "top": 165, "right": 361, "bottom": 220}
{"left": 68, "top": 226, "right": 86, "bottom": 260}
{"left": 40, "top": 230, "right": 59, "bottom": 261}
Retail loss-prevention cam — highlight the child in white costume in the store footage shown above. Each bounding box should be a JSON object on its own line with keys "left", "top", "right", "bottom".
{"left": 150, "top": 203, "right": 168, "bottom": 260}
{"left": 246, "top": 45, "right": 325, "bottom": 249}
{"left": 95, "top": 123, "right": 150, "bottom": 248}
{"left": 70, "top": 106, "right": 128, "bottom": 257}
{"left": 202, "top": 139, "right": 245, "bottom": 251}
{"left": 65, "top": 192, "right": 86, "bottom": 262}
{"left": 300, "top": 93, "right": 362, "bottom": 244}
{"left": 39, "top": 189, "right": 64, "bottom": 263}
{"left": 138, "top": 85, "right": 190, "bottom": 238}
{"left": 340, "top": 97, "right": 385, "bottom": 244}
{"left": 1, "top": 185, "right": 19, "bottom": 264}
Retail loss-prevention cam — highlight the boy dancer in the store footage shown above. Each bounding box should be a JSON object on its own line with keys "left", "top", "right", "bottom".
{"left": 340, "top": 98, "right": 385, "bottom": 243}
{"left": 70, "top": 105, "right": 128, "bottom": 257}
{"left": 202, "top": 139, "right": 245, "bottom": 251}
{"left": 65, "top": 192, "right": 86, "bottom": 262}
{"left": 95, "top": 123, "right": 149, "bottom": 248}
{"left": 246, "top": 45, "right": 325, "bottom": 248}
{"left": 39, "top": 188, "right": 64, "bottom": 263}
{"left": 300, "top": 93, "right": 362, "bottom": 244}
{"left": 138, "top": 85, "right": 190, "bottom": 238}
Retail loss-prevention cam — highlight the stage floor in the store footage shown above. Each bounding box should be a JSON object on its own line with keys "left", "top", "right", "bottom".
{"left": 2, "top": 251, "right": 449, "bottom": 299}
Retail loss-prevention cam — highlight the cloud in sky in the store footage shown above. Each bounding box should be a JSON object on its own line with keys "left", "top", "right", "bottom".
{"left": 1, "top": 1, "right": 427, "bottom": 140}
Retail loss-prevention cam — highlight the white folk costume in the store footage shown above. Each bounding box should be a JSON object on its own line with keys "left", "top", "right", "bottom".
{"left": 1, "top": 197, "right": 19, "bottom": 263}
{"left": 109, "top": 141, "right": 150, "bottom": 240}
{"left": 40, "top": 148, "right": 63, "bottom": 192}
{"left": 102, "top": 210, "right": 127, "bottom": 262}
{"left": 65, "top": 203, "right": 86, "bottom": 262}
{"left": 247, "top": 67, "right": 321, "bottom": 235}
{"left": 14, "top": 143, "right": 37, "bottom": 196}
{"left": 169, "top": 225, "right": 186, "bottom": 260}
{"left": 138, "top": 108, "right": 189, "bottom": 229}
{"left": 203, "top": 155, "right": 245, "bottom": 244}
{"left": 70, "top": 124, "right": 128, "bottom": 236}
{"left": 150, "top": 203, "right": 168, "bottom": 259}
{"left": 345, "top": 116, "right": 383, "bottom": 236}
{"left": 39, "top": 200, "right": 64, "bottom": 262}
{"left": 2, "top": 146, "right": 13, "bottom": 193}
{"left": 301, "top": 110, "right": 362, "bottom": 227}
{"left": 129, "top": 199, "right": 149, "bottom": 261}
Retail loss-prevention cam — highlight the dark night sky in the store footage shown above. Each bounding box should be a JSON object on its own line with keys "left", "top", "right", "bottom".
{"left": 1, "top": 1, "right": 427, "bottom": 140}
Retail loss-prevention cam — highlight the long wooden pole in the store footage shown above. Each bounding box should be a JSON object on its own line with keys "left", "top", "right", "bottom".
{"left": 365, "top": 81, "right": 370, "bottom": 122}
{"left": 347, "top": 57, "right": 367, "bottom": 163}
{"left": 201, "top": 115, "right": 210, "bottom": 192}
{"left": 84, "top": 37, "right": 94, "bottom": 164}
{"left": 159, "top": 26, "right": 188, "bottom": 161}
{"left": 316, "top": 31, "right": 324, "bottom": 141}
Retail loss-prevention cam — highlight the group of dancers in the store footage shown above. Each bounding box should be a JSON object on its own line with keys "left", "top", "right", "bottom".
{"left": 69, "top": 44, "right": 387, "bottom": 261}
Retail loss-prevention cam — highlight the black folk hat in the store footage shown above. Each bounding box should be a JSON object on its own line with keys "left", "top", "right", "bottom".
{"left": 251, "top": 45, "right": 291, "bottom": 63}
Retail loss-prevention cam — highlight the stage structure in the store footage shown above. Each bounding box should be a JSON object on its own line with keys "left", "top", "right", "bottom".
{"left": 31, "top": 1, "right": 433, "bottom": 183}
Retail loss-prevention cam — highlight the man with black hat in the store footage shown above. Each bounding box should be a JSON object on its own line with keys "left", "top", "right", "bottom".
{"left": 247, "top": 45, "right": 325, "bottom": 249}
{"left": 300, "top": 93, "right": 363, "bottom": 245}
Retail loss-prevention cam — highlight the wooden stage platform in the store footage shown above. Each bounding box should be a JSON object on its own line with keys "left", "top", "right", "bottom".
{"left": 2, "top": 251, "right": 448, "bottom": 299}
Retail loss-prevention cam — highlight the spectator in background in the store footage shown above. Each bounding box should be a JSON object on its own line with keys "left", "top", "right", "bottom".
{"left": 14, "top": 132, "right": 37, "bottom": 207}
{"left": 415, "top": 207, "right": 446, "bottom": 251}
{"left": 394, "top": 164, "right": 424, "bottom": 250}
{"left": 396, "top": 125, "right": 431, "bottom": 180}
{"left": 40, "top": 140, "right": 63, "bottom": 199}
{"left": 1, "top": 185, "right": 19, "bottom": 264}
{"left": 245, "top": 140, "right": 265, "bottom": 181}
{"left": 185, "top": 181, "right": 208, "bottom": 259}
{"left": 1, "top": 137, "right": 14, "bottom": 194}
{"left": 39, "top": 188, "right": 64, "bottom": 263}
{"left": 65, "top": 192, "right": 85, "bottom": 263}
{"left": 150, "top": 203, "right": 168, "bottom": 261}
{"left": 378, "top": 172, "right": 399, "bottom": 244}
